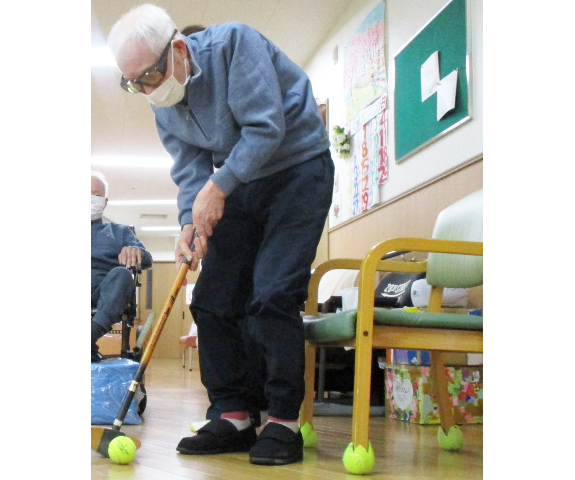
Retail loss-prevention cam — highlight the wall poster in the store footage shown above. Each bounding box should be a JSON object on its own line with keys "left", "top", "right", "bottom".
{"left": 330, "top": 2, "right": 388, "bottom": 228}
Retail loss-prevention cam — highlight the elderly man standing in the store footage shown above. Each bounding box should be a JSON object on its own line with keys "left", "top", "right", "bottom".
{"left": 108, "top": 4, "right": 333, "bottom": 466}
{"left": 91, "top": 171, "right": 153, "bottom": 362}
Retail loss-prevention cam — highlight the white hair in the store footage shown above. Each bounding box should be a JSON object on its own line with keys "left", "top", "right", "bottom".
{"left": 108, "top": 4, "right": 177, "bottom": 62}
{"left": 91, "top": 171, "right": 109, "bottom": 198}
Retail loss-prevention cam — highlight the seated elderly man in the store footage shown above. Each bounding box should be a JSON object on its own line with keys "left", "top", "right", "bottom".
{"left": 91, "top": 171, "right": 153, "bottom": 362}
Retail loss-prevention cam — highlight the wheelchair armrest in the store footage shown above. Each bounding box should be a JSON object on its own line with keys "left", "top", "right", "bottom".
{"left": 129, "top": 266, "right": 142, "bottom": 287}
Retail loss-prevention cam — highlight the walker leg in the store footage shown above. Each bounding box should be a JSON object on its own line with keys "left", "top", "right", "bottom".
{"left": 189, "top": 347, "right": 193, "bottom": 371}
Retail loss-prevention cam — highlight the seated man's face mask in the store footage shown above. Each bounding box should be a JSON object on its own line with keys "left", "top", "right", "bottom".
{"left": 91, "top": 195, "right": 106, "bottom": 221}
{"left": 145, "top": 41, "right": 190, "bottom": 108}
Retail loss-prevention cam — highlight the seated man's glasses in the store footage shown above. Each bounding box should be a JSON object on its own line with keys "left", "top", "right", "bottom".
{"left": 120, "top": 29, "right": 178, "bottom": 94}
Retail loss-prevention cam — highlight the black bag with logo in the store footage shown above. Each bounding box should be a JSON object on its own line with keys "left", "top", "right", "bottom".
{"left": 374, "top": 272, "right": 426, "bottom": 308}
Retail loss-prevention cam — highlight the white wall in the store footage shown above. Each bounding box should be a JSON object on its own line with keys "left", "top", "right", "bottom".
{"left": 140, "top": 236, "right": 178, "bottom": 262}
{"left": 305, "top": 0, "right": 482, "bottom": 218}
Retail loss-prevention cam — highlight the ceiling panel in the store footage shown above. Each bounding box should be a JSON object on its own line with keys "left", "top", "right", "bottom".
{"left": 92, "top": 0, "right": 210, "bottom": 46}
{"left": 265, "top": 0, "right": 351, "bottom": 66}
{"left": 201, "top": 0, "right": 280, "bottom": 31}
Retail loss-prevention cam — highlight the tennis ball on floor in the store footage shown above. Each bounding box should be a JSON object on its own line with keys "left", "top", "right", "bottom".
{"left": 108, "top": 436, "right": 137, "bottom": 464}
{"left": 437, "top": 425, "right": 464, "bottom": 451}
{"left": 342, "top": 441, "right": 375, "bottom": 475}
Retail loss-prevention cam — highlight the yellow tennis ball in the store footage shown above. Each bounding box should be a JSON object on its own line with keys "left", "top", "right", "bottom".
{"left": 300, "top": 422, "right": 318, "bottom": 447}
{"left": 108, "top": 436, "right": 137, "bottom": 464}
{"left": 437, "top": 425, "right": 464, "bottom": 451}
{"left": 342, "top": 442, "right": 375, "bottom": 475}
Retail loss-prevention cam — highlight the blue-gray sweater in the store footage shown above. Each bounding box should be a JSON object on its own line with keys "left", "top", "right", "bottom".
{"left": 91, "top": 219, "right": 153, "bottom": 290}
{"left": 152, "top": 22, "right": 331, "bottom": 226}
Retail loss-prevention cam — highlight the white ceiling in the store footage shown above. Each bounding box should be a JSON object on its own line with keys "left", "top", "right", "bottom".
{"left": 91, "top": 0, "right": 349, "bottom": 241}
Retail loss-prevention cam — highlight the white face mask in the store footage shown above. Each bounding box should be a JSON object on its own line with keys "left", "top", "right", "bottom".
{"left": 145, "top": 41, "right": 189, "bottom": 108}
{"left": 91, "top": 195, "right": 106, "bottom": 221}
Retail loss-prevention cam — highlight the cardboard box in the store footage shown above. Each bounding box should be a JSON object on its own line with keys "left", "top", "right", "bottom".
{"left": 467, "top": 353, "right": 483, "bottom": 365}
{"left": 384, "top": 363, "right": 482, "bottom": 425}
{"left": 391, "top": 350, "right": 471, "bottom": 366}
{"left": 96, "top": 321, "right": 137, "bottom": 356}
{"left": 392, "top": 349, "right": 430, "bottom": 365}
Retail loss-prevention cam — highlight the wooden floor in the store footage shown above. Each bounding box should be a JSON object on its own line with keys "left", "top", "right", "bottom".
{"left": 91, "top": 357, "right": 482, "bottom": 479}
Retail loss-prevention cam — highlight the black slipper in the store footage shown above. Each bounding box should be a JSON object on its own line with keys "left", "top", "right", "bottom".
{"left": 177, "top": 419, "right": 257, "bottom": 455}
{"left": 249, "top": 422, "right": 303, "bottom": 465}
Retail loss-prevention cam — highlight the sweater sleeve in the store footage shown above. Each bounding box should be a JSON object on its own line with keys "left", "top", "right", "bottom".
{"left": 210, "top": 23, "right": 286, "bottom": 195}
{"left": 157, "top": 123, "right": 215, "bottom": 226}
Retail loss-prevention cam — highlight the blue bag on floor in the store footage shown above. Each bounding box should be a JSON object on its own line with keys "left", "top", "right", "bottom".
{"left": 91, "top": 357, "right": 142, "bottom": 425}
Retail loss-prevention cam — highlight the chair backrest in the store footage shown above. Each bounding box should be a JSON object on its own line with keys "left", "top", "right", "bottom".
{"left": 427, "top": 189, "right": 483, "bottom": 288}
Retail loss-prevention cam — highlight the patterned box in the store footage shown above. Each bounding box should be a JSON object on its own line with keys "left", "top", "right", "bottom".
{"left": 384, "top": 363, "right": 482, "bottom": 424}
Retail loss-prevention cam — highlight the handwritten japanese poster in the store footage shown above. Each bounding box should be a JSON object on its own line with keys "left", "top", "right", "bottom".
{"left": 349, "top": 99, "right": 388, "bottom": 217}
{"left": 329, "top": 2, "right": 388, "bottom": 228}
{"left": 343, "top": 2, "right": 387, "bottom": 123}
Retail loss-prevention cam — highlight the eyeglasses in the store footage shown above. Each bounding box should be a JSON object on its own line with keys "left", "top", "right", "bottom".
{"left": 120, "top": 29, "right": 178, "bottom": 94}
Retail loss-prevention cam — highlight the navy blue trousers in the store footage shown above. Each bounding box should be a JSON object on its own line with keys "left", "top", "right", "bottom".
{"left": 191, "top": 151, "right": 334, "bottom": 420}
{"left": 91, "top": 267, "right": 135, "bottom": 331}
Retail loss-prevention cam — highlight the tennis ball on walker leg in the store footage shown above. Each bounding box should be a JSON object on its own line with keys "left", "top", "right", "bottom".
{"left": 108, "top": 436, "right": 137, "bottom": 464}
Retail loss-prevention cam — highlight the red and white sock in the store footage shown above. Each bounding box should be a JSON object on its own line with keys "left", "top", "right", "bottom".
{"left": 221, "top": 411, "right": 251, "bottom": 431}
{"left": 267, "top": 416, "right": 299, "bottom": 433}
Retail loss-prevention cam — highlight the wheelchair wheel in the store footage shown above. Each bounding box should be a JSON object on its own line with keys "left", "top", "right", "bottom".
{"left": 137, "top": 380, "right": 147, "bottom": 416}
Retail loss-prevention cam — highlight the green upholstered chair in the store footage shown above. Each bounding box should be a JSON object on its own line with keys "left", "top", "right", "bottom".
{"left": 299, "top": 189, "right": 483, "bottom": 475}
